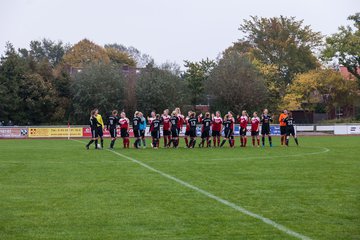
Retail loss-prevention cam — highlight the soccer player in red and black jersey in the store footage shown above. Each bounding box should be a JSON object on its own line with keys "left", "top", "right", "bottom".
{"left": 86, "top": 110, "right": 99, "bottom": 150}
{"left": 161, "top": 109, "right": 171, "bottom": 147}
{"left": 175, "top": 108, "right": 185, "bottom": 146}
{"left": 150, "top": 114, "right": 162, "bottom": 149}
{"left": 188, "top": 112, "right": 198, "bottom": 148}
{"left": 211, "top": 111, "right": 222, "bottom": 147}
{"left": 237, "top": 110, "right": 249, "bottom": 147}
{"left": 168, "top": 111, "right": 179, "bottom": 148}
{"left": 261, "top": 109, "right": 273, "bottom": 147}
{"left": 251, "top": 112, "right": 261, "bottom": 147}
{"left": 119, "top": 112, "right": 130, "bottom": 148}
{"left": 198, "top": 112, "right": 212, "bottom": 147}
{"left": 107, "top": 110, "right": 119, "bottom": 149}
{"left": 184, "top": 111, "right": 192, "bottom": 148}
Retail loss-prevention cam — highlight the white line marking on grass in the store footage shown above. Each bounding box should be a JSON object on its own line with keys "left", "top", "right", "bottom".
{"left": 107, "top": 149, "right": 312, "bottom": 240}
{"left": 71, "top": 139, "right": 311, "bottom": 239}
{"left": 207, "top": 147, "right": 330, "bottom": 161}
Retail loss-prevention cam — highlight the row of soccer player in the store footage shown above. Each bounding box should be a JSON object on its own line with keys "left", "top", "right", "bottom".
{"left": 85, "top": 107, "right": 298, "bottom": 150}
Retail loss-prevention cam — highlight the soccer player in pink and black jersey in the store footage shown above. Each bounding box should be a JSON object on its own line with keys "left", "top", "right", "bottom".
{"left": 251, "top": 112, "right": 261, "bottom": 147}
{"left": 184, "top": 111, "right": 192, "bottom": 148}
{"left": 211, "top": 111, "right": 222, "bottom": 147}
{"left": 237, "top": 110, "right": 249, "bottom": 147}
{"left": 161, "top": 109, "right": 171, "bottom": 147}
{"left": 119, "top": 112, "right": 130, "bottom": 148}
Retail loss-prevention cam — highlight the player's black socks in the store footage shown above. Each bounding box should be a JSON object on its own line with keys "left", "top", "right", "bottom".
{"left": 295, "top": 138, "right": 299, "bottom": 145}
{"left": 95, "top": 140, "right": 98, "bottom": 149}
{"left": 86, "top": 140, "right": 94, "bottom": 148}
{"left": 142, "top": 139, "right": 146, "bottom": 147}
{"left": 268, "top": 136, "right": 272, "bottom": 146}
{"left": 262, "top": 136, "right": 265, "bottom": 146}
{"left": 189, "top": 139, "right": 193, "bottom": 148}
{"left": 200, "top": 139, "right": 205, "bottom": 147}
{"left": 208, "top": 140, "right": 211, "bottom": 147}
{"left": 220, "top": 139, "right": 226, "bottom": 147}
{"left": 192, "top": 140, "right": 196, "bottom": 148}
{"left": 100, "top": 138, "right": 104, "bottom": 148}
{"left": 174, "top": 139, "right": 179, "bottom": 147}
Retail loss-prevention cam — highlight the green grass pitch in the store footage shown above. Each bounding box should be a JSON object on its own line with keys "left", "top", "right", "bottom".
{"left": 0, "top": 136, "right": 359, "bottom": 239}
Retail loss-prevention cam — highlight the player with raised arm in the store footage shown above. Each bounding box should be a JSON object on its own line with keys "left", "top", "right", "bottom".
{"left": 237, "top": 110, "right": 249, "bottom": 147}
{"left": 132, "top": 111, "right": 142, "bottom": 149}
{"left": 86, "top": 110, "right": 99, "bottom": 150}
{"left": 279, "top": 110, "right": 288, "bottom": 146}
{"left": 220, "top": 114, "right": 233, "bottom": 147}
{"left": 251, "top": 112, "right": 261, "bottom": 147}
{"left": 168, "top": 111, "right": 179, "bottom": 148}
{"left": 187, "top": 112, "right": 198, "bottom": 148}
{"left": 284, "top": 112, "right": 299, "bottom": 146}
{"left": 94, "top": 109, "right": 105, "bottom": 149}
{"left": 119, "top": 112, "right": 130, "bottom": 148}
{"left": 161, "top": 109, "right": 171, "bottom": 147}
{"left": 147, "top": 111, "right": 156, "bottom": 147}
{"left": 261, "top": 109, "right": 273, "bottom": 147}
{"left": 184, "top": 111, "right": 192, "bottom": 148}
{"left": 107, "top": 110, "right": 119, "bottom": 149}
{"left": 211, "top": 111, "right": 222, "bottom": 147}
{"left": 150, "top": 114, "right": 162, "bottom": 149}
{"left": 175, "top": 108, "right": 185, "bottom": 145}
{"left": 198, "top": 112, "right": 212, "bottom": 147}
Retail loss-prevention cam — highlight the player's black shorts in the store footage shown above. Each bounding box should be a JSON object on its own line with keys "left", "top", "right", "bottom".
{"left": 189, "top": 128, "right": 197, "bottom": 138}
{"left": 286, "top": 127, "right": 295, "bottom": 136}
{"left": 109, "top": 127, "right": 117, "bottom": 138}
{"left": 224, "top": 128, "right": 233, "bottom": 138}
{"left": 251, "top": 131, "right": 259, "bottom": 136}
{"left": 201, "top": 130, "right": 210, "bottom": 138}
{"left": 91, "top": 128, "right": 98, "bottom": 138}
{"left": 97, "top": 126, "right": 103, "bottom": 137}
{"left": 151, "top": 130, "right": 160, "bottom": 139}
{"left": 240, "top": 127, "right": 247, "bottom": 136}
{"left": 261, "top": 125, "right": 271, "bottom": 135}
{"left": 120, "top": 128, "right": 129, "bottom": 138}
{"left": 280, "top": 126, "right": 287, "bottom": 135}
{"left": 163, "top": 130, "right": 171, "bottom": 136}
{"left": 185, "top": 130, "right": 190, "bottom": 136}
{"left": 140, "top": 130, "right": 145, "bottom": 137}
{"left": 133, "top": 129, "right": 141, "bottom": 138}
{"left": 171, "top": 128, "right": 179, "bottom": 138}
{"left": 212, "top": 130, "right": 220, "bottom": 137}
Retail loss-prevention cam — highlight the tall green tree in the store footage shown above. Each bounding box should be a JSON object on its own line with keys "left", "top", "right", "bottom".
{"left": 136, "top": 63, "right": 186, "bottom": 114}
{"left": 183, "top": 58, "right": 215, "bottom": 106}
{"left": 207, "top": 50, "right": 268, "bottom": 114}
{"left": 72, "top": 63, "right": 125, "bottom": 123}
{"left": 322, "top": 13, "right": 360, "bottom": 83}
{"left": 239, "top": 16, "right": 322, "bottom": 90}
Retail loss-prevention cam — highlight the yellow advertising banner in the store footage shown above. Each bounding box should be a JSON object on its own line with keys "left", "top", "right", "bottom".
{"left": 28, "top": 128, "right": 83, "bottom": 138}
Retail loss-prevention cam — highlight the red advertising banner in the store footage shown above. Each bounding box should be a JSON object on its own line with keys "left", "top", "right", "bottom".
{"left": 0, "top": 127, "right": 28, "bottom": 138}
{"left": 83, "top": 127, "right": 134, "bottom": 137}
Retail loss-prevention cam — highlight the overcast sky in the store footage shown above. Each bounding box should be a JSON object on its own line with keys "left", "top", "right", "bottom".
{"left": 0, "top": 0, "right": 357, "bottom": 66}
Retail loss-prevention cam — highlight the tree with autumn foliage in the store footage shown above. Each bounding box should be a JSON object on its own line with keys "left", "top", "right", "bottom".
{"left": 63, "top": 39, "right": 110, "bottom": 67}
{"left": 281, "top": 69, "right": 359, "bottom": 117}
